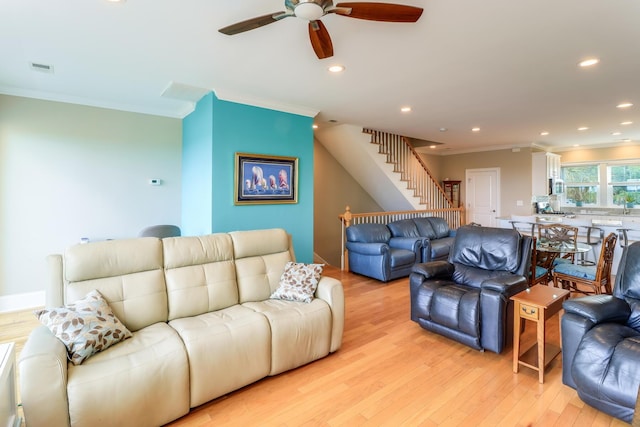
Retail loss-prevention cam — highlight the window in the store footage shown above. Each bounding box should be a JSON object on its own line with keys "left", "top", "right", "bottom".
{"left": 561, "top": 164, "right": 599, "bottom": 206}
{"left": 608, "top": 164, "right": 640, "bottom": 207}
{"left": 561, "top": 161, "right": 640, "bottom": 207}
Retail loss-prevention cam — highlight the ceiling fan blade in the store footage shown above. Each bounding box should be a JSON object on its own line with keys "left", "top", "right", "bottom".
{"left": 218, "top": 12, "right": 291, "bottom": 35}
{"left": 308, "top": 20, "right": 334, "bottom": 59}
{"left": 333, "top": 2, "right": 423, "bottom": 22}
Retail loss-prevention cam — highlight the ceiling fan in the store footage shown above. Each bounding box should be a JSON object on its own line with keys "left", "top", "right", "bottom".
{"left": 218, "top": 0, "right": 423, "bottom": 59}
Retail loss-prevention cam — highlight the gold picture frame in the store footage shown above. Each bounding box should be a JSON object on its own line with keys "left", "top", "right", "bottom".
{"left": 234, "top": 152, "right": 298, "bottom": 205}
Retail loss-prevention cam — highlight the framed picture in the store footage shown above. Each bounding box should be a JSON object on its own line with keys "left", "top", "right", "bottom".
{"left": 235, "top": 152, "right": 298, "bottom": 205}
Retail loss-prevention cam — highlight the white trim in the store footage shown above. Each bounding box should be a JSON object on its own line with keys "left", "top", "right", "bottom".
{"left": 0, "top": 291, "right": 45, "bottom": 313}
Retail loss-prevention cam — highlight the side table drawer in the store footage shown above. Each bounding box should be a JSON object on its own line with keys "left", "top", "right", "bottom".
{"left": 519, "top": 303, "right": 539, "bottom": 321}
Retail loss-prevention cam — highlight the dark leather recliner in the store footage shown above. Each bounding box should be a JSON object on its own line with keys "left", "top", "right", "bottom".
{"left": 346, "top": 223, "right": 422, "bottom": 282}
{"left": 409, "top": 225, "right": 532, "bottom": 353}
{"left": 387, "top": 217, "right": 456, "bottom": 262}
{"left": 561, "top": 241, "right": 640, "bottom": 423}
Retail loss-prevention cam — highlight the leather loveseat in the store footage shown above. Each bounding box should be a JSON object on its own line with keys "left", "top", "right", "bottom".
{"left": 561, "top": 241, "right": 640, "bottom": 423}
{"left": 409, "top": 225, "right": 532, "bottom": 353}
{"left": 387, "top": 217, "right": 456, "bottom": 262}
{"left": 345, "top": 223, "right": 422, "bottom": 282}
{"left": 19, "top": 228, "right": 344, "bottom": 427}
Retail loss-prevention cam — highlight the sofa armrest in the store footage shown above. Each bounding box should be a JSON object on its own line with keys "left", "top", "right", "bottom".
{"left": 389, "top": 237, "right": 421, "bottom": 252}
{"left": 19, "top": 325, "right": 70, "bottom": 427}
{"left": 481, "top": 275, "right": 528, "bottom": 296}
{"left": 315, "top": 276, "right": 345, "bottom": 353}
{"left": 46, "top": 254, "right": 64, "bottom": 308}
{"left": 563, "top": 295, "right": 631, "bottom": 325}
{"left": 345, "top": 241, "right": 389, "bottom": 255}
{"left": 411, "top": 261, "right": 454, "bottom": 279}
{"left": 449, "top": 229, "right": 457, "bottom": 237}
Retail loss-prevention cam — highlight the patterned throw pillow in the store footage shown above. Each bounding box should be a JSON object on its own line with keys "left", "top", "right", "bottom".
{"left": 271, "top": 262, "right": 324, "bottom": 303}
{"left": 35, "top": 289, "right": 132, "bottom": 365}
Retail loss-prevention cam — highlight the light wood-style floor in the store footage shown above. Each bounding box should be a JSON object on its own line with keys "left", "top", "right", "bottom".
{"left": 0, "top": 266, "right": 629, "bottom": 427}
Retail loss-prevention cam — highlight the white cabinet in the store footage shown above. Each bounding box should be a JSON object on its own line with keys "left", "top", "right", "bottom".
{"left": 532, "top": 152, "right": 561, "bottom": 196}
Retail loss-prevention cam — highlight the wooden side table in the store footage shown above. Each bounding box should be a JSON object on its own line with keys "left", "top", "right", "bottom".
{"left": 511, "top": 285, "right": 570, "bottom": 383}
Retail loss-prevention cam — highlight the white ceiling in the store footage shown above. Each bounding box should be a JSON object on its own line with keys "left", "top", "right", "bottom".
{"left": 2, "top": 0, "right": 640, "bottom": 154}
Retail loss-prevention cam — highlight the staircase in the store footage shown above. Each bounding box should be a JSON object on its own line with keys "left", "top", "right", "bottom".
{"left": 315, "top": 124, "right": 454, "bottom": 211}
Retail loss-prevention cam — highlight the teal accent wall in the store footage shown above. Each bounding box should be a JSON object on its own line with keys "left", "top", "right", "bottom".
{"left": 182, "top": 92, "right": 315, "bottom": 262}
{"left": 181, "top": 93, "right": 213, "bottom": 236}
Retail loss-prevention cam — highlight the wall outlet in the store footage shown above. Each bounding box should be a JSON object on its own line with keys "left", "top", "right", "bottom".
{"left": 148, "top": 178, "right": 162, "bottom": 186}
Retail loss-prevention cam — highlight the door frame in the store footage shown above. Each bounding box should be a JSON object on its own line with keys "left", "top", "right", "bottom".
{"left": 465, "top": 167, "right": 501, "bottom": 227}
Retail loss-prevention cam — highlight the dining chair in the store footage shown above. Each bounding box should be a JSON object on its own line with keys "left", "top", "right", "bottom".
{"left": 530, "top": 236, "right": 554, "bottom": 286}
{"left": 138, "top": 224, "right": 182, "bottom": 238}
{"left": 551, "top": 232, "right": 617, "bottom": 295}
{"left": 538, "top": 223, "right": 579, "bottom": 265}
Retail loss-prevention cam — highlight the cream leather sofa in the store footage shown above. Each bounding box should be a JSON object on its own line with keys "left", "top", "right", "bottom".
{"left": 19, "top": 228, "right": 344, "bottom": 427}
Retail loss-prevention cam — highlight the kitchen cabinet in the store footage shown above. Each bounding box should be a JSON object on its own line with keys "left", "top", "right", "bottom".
{"left": 443, "top": 180, "right": 461, "bottom": 207}
{"left": 532, "top": 152, "right": 561, "bottom": 196}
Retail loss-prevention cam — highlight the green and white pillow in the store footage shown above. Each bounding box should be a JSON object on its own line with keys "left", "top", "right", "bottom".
{"left": 35, "top": 289, "right": 132, "bottom": 365}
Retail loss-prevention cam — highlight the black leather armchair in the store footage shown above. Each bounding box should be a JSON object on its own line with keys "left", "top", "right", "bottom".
{"left": 409, "top": 225, "right": 532, "bottom": 354}
{"left": 561, "top": 241, "right": 640, "bottom": 423}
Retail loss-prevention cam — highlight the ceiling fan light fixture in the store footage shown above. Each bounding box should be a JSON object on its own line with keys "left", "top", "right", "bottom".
{"left": 295, "top": 2, "right": 325, "bottom": 21}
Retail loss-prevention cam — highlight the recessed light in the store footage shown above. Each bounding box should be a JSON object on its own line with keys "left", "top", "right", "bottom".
{"left": 612, "top": 131, "right": 622, "bottom": 136}
{"left": 578, "top": 127, "right": 589, "bottom": 131}
{"left": 328, "top": 65, "right": 345, "bottom": 73}
{"left": 400, "top": 106, "right": 412, "bottom": 113}
{"left": 540, "top": 131, "right": 549, "bottom": 136}
{"left": 439, "top": 128, "right": 448, "bottom": 132}
{"left": 312, "top": 124, "right": 318, "bottom": 129}
{"left": 573, "top": 144, "right": 580, "bottom": 147}
{"left": 621, "top": 121, "right": 633, "bottom": 125}
{"left": 471, "top": 127, "right": 480, "bottom": 132}
{"left": 621, "top": 139, "right": 632, "bottom": 142}
{"left": 617, "top": 102, "right": 633, "bottom": 109}
{"left": 429, "top": 145, "right": 437, "bottom": 149}
{"left": 579, "top": 58, "right": 599, "bottom": 67}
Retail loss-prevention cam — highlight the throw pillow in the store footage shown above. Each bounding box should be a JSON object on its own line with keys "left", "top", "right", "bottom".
{"left": 34, "top": 289, "right": 132, "bottom": 365}
{"left": 271, "top": 262, "right": 324, "bottom": 303}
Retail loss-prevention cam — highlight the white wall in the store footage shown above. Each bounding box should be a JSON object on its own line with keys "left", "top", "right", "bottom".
{"left": 0, "top": 95, "right": 182, "bottom": 311}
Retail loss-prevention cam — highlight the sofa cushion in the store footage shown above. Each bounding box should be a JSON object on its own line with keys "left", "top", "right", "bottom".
{"left": 427, "top": 217, "right": 451, "bottom": 239}
{"left": 572, "top": 323, "right": 640, "bottom": 419}
{"left": 169, "top": 305, "right": 271, "bottom": 407}
{"left": 271, "top": 262, "right": 324, "bottom": 303}
{"left": 230, "top": 229, "right": 294, "bottom": 303}
{"left": 387, "top": 219, "right": 421, "bottom": 238}
{"left": 450, "top": 226, "right": 521, "bottom": 273}
{"left": 346, "top": 223, "right": 391, "bottom": 243}
{"left": 63, "top": 237, "right": 168, "bottom": 332}
{"left": 163, "top": 233, "right": 237, "bottom": 320}
{"left": 243, "top": 299, "right": 332, "bottom": 375}
{"left": 412, "top": 218, "right": 437, "bottom": 240}
{"left": 66, "top": 322, "right": 190, "bottom": 427}
{"left": 35, "top": 289, "right": 132, "bottom": 365}
{"left": 430, "top": 237, "right": 455, "bottom": 260}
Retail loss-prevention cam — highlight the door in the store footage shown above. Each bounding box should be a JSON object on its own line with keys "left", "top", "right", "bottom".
{"left": 465, "top": 168, "right": 500, "bottom": 227}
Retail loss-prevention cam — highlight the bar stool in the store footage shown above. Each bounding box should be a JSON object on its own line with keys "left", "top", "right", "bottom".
{"left": 577, "top": 225, "right": 604, "bottom": 266}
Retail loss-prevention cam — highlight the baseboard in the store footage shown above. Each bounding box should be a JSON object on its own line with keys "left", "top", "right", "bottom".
{"left": 0, "top": 291, "right": 45, "bottom": 313}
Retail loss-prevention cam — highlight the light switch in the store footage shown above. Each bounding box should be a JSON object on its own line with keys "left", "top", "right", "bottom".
{"left": 516, "top": 200, "right": 524, "bottom": 206}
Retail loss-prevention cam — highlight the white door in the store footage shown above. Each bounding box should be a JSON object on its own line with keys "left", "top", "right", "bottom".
{"left": 465, "top": 168, "right": 500, "bottom": 227}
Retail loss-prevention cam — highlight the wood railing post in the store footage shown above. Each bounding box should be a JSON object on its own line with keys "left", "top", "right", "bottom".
{"left": 340, "top": 206, "right": 353, "bottom": 271}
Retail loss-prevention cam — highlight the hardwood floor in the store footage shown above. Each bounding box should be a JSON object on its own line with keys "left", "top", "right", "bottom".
{"left": 0, "top": 266, "right": 629, "bottom": 426}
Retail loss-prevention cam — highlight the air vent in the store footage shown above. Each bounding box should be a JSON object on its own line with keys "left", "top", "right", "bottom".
{"left": 30, "top": 62, "right": 54, "bottom": 73}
